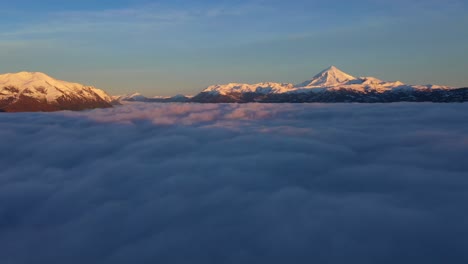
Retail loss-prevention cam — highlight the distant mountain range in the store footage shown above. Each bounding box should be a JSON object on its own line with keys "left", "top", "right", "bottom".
{"left": 0, "top": 72, "right": 113, "bottom": 112}
{"left": 190, "top": 66, "right": 468, "bottom": 103}
{"left": 120, "top": 66, "right": 467, "bottom": 104}
{"left": 114, "top": 93, "right": 191, "bottom": 103}
{"left": 2, "top": 67, "right": 467, "bottom": 112}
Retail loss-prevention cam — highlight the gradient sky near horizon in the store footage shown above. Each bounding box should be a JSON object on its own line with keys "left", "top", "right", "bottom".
{"left": 1, "top": 0, "right": 467, "bottom": 96}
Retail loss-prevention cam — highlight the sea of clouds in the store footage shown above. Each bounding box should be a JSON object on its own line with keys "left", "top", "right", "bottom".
{"left": 1, "top": 102, "right": 468, "bottom": 264}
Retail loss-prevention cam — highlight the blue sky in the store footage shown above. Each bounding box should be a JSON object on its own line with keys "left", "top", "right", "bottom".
{"left": 1, "top": 0, "right": 467, "bottom": 96}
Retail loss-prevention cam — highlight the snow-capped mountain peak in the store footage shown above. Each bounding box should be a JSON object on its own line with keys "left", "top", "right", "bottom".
{"left": 0, "top": 71, "right": 112, "bottom": 102}
{"left": 297, "top": 66, "right": 357, "bottom": 87}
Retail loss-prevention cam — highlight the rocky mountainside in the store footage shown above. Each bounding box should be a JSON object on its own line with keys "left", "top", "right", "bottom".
{"left": 0, "top": 72, "right": 113, "bottom": 112}
{"left": 192, "top": 66, "right": 467, "bottom": 103}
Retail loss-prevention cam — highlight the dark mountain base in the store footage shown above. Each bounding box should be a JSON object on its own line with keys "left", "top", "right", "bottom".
{"left": 191, "top": 88, "right": 468, "bottom": 103}
{"left": 0, "top": 96, "right": 112, "bottom": 112}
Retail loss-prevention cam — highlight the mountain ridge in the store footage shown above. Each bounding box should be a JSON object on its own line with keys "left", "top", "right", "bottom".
{"left": 201, "top": 66, "right": 452, "bottom": 96}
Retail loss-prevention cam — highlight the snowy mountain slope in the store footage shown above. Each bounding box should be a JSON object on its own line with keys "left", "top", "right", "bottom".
{"left": 0, "top": 72, "right": 113, "bottom": 112}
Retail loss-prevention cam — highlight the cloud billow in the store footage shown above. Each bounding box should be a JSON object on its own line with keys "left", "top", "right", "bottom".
{"left": 0, "top": 103, "right": 468, "bottom": 264}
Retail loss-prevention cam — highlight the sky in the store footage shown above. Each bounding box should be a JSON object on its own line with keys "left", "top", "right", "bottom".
{"left": 1, "top": 103, "right": 468, "bottom": 263}
{"left": 1, "top": 0, "right": 467, "bottom": 96}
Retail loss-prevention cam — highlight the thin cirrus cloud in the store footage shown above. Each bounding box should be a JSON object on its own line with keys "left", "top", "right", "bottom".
{"left": 0, "top": 3, "right": 259, "bottom": 38}
{"left": 0, "top": 103, "right": 468, "bottom": 263}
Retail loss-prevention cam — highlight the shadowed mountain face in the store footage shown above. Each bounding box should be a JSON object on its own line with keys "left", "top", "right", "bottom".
{"left": 191, "top": 66, "right": 468, "bottom": 103}
{"left": 0, "top": 72, "right": 113, "bottom": 112}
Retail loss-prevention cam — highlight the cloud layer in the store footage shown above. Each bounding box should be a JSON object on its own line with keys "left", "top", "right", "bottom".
{"left": 1, "top": 103, "right": 468, "bottom": 264}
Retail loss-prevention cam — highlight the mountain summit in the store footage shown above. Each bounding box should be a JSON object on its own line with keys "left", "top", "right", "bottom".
{"left": 297, "top": 66, "right": 356, "bottom": 87}
{"left": 0, "top": 72, "right": 113, "bottom": 112}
